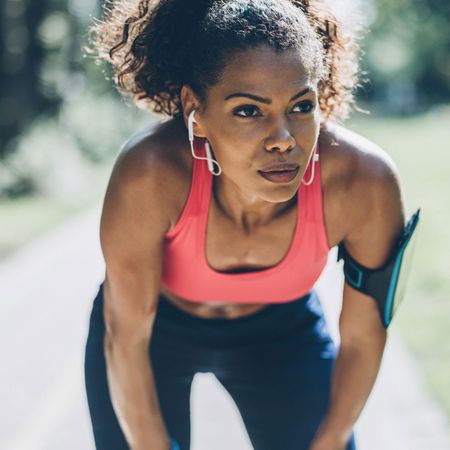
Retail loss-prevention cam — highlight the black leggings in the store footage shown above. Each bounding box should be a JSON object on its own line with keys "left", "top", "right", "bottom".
{"left": 84, "top": 282, "right": 357, "bottom": 450}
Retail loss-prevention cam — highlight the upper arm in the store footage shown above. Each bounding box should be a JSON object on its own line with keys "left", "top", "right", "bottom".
{"left": 338, "top": 142, "right": 406, "bottom": 347}
{"left": 99, "top": 137, "right": 172, "bottom": 347}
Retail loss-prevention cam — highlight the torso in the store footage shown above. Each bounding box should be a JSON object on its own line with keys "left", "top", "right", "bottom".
{"left": 127, "top": 117, "right": 364, "bottom": 319}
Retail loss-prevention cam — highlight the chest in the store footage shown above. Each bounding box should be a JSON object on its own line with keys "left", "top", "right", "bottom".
{"left": 204, "top": 187, "right": 345, "bottom": 274}
{"left": 205, "top": 198, "right": 300, "bottom": 273}
{"left": 160, "top": 185, "right": 341, "bottom": 317}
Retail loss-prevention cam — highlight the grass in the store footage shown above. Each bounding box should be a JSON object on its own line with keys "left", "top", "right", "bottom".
{"left": 348, "top": 107, "right": 450, "bottom": 417}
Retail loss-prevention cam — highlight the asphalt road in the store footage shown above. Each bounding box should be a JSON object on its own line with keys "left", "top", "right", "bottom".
{"left": 1, "top": 204, "right": 449, "bottom": 450}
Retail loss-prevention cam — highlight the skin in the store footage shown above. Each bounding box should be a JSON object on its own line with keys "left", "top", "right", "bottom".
{"left": 103, "top": 44, "right": 405, "bottom": 449}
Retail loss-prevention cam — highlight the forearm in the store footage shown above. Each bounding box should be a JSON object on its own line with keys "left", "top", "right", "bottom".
{"left": 312, "top": 335, "right": 387, "bottom": 449}
{"left": 105, "top": 335, "right": 171, "bottom": 450}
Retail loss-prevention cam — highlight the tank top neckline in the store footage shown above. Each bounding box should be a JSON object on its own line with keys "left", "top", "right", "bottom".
{"left": 196, "top": 138, "right": 307, "bottom": 280}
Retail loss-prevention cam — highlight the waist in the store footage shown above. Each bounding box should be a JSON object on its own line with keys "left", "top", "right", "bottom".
{"left": 159, "top": 287, "right": 271, "bottom": 319}
{"left": 88, "top": 283, "right": 334, "bottom": 350}
{"left": 153, "top": 289, "right": 334, "bottom": 348}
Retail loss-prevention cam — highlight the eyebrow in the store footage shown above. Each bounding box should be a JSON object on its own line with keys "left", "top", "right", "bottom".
{"left": 224, "top": 87, "right": 314, "bottom": 104}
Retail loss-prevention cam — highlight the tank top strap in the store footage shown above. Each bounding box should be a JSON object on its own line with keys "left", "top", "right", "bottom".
{"left": 192, "top": 137, "right": 213, "bottom": 213}
{"left": 299, "top": 144, "right": 324, "bottom": 223}
{"left": 164, "top": 138, "right": 209, "bottom": 240}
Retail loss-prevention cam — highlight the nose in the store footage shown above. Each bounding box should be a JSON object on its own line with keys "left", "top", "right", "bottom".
{"left": 264, "top": 118, "right": 296, "bottom": 153}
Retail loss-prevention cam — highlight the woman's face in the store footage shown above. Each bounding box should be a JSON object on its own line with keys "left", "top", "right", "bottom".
{"left": 185, "top": 44, "right": 321, "bottom": 203}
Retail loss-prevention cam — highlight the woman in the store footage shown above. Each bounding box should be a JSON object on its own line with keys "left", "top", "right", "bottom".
{"left": 84, "top": 1, "right": 405, "bottom": 449}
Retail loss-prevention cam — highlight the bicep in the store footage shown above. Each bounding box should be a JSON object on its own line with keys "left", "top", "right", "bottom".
{"left": 339, "top": 154, "right": 406, "bottom": 347}
{"left": 99, "top": 147, "right": 171, "bottom": 346}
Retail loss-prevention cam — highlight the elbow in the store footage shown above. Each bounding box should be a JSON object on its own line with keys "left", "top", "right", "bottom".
{"left": 104, "top": 330, "right": 152, "bottom": 361}
{"left": 104, "top": 311, "right": 157, "bottom": 354}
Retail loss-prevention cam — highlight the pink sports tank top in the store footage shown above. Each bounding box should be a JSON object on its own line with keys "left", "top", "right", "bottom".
{"left": 160, "top": 138, "right": 330, "bottom": 304}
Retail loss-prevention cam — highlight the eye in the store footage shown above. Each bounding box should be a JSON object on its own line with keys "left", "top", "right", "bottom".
{"left": 292, "top": 100, "right": 315, "bottom": 114}
{"left": 233, "top": 100, "right": 315, "bottom": 118}
{"left": 233, "top": 105, "right": 262, "bottom": 118}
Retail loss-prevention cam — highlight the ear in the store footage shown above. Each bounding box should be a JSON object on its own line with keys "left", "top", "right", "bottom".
{"left": 180, "top": 85, "right": 208, "bottom": 138}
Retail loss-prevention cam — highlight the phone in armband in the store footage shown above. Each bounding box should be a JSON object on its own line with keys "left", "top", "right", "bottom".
{"left": 337, "top": 208, "right": 421, "bottom": 328}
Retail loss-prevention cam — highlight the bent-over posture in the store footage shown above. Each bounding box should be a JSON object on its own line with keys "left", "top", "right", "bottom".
{"left": 84, "top": 1, "right": 406, "bottom": 449}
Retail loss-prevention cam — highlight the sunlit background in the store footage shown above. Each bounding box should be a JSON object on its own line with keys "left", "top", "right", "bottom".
{"left": 1, "top": 0, "right": 449, "bottom": 449}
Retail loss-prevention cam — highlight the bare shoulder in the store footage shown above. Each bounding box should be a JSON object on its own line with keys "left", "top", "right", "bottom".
{"left": 319, "top": 121, "right": 405, "bottom": 257}
{"left": 105, "top": 116, "right": 192, "bottom": 233}
{"left": 319, "top": 120, "right": 402, "bottom": 192}
{"left": 112, "top": 116, "right": 189, "bottom": 195}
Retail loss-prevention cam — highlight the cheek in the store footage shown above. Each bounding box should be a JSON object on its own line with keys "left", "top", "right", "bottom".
{"left": 210, "top": 131, "right": 259, "bottom": 165}
{"left": 215, "top": 146, "right": 258, "bottom": 179}
{"left": 221, "top": 151, "right": 252, "bottom": 171}
{"left": 292, "top": 119, "right": 319, "bottom": 144}
{"left": 221, "top": 123, "right": 264, "bottom": 145}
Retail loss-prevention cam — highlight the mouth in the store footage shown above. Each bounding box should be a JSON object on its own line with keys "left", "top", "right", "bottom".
{"left": 259, "top": 163, "right": 300, "bottom": 172}
{"left": 257, "top": 167, "right": 300, "bottom": 183}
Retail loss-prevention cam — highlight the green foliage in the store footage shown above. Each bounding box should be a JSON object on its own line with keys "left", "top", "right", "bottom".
{"left": 0, "top": 88, "right": 150, "bottom": 201}
{"left": 360, "top": 0, "right": 450, "bottom": 110}
{"left": 0, "top": 0, "right": 109, "bottom": 156}
{"left": 59, "top": 90, "right": 150, "bottom": 163}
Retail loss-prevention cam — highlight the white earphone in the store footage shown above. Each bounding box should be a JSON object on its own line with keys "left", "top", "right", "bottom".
{"left": 188, "top": 110, "right": 222, "bottom": 176}
{"left": 301, "top": 145, "right": 319, "bottom": 186}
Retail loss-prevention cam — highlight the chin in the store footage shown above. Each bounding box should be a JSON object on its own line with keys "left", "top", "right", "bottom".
{"left": 261, "top": 184, "right": 299, "bottom": 203}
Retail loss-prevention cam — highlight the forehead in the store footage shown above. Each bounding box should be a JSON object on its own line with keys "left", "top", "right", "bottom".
{"left": 214, "top": 45, "right": 314, "bottom": 95}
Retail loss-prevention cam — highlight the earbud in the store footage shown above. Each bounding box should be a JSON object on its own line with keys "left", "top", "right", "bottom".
{"left": 187, "top": 109, "right": 222, "bottom": 176}
{"left": 188, "top": 109, "right": 197, "bottom": 143}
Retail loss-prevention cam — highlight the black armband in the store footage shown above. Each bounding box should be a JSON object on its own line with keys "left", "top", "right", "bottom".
{"left": 337, "top": 208, "right": 421, "bottom": 328}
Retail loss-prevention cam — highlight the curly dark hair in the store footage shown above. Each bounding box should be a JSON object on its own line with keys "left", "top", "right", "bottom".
{"left": 85, "top": 0, "right": 360, "bottom": 121}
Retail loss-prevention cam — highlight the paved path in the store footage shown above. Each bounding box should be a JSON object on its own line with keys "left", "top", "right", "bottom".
{"left": 1, "top": 204, "right": 449, "bottom": 450}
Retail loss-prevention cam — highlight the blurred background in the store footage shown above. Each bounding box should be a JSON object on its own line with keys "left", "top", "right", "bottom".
{"left": 1, "top": 0, "right": 449, "bottom": 449}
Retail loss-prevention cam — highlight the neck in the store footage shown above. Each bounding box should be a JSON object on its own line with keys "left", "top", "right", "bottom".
{"left": 212, "top": 174, "right": 297, "bottom": 233}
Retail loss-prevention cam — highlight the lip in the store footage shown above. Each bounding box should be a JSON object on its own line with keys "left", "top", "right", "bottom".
{"left": 258, "top": 167, "right": 300, "bottom": 183}
{"left": 259, "top": 162, "right": 300, "bottom": 172}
